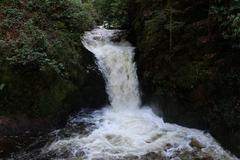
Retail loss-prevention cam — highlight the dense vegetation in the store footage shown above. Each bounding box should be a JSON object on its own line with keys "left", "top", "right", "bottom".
{"left": 127, "top": 0, "right": 240, "bottom": 156}
{"left": 92, "top": 0, "right": 129, "bottom": 28}
{"left": 0, "top": 0, "right": 240, "bottom": 157}
{"left": 0, "top": 0, "right": 106, "bottom": 123}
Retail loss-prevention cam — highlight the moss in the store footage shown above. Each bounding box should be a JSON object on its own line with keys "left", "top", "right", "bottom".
{"left": 0, "top": 64, "right": 76, "bottom": 117}
{"left": 37, "top": 76, "right": 77, "bottom": 117}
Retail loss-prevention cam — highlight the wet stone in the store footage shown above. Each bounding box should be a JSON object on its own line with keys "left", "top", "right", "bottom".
{"left": 0, "top": 138, "right": 17, "bottom": 158}
{"left": 190, "top": 138, "right": 205, "bottom": 149}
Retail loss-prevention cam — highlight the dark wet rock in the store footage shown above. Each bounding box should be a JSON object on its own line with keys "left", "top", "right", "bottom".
{"left": 0, "top": 131, "right": 47, "bottom": 159}
{"left": 0, "top": 138, "right": 17, "bottom": 158}
{"left": 201, "top": 157, "right": 214, "bottom": 160}
{"left": 111, "top": 31, "right": 128, "bottom": 42}
{"left": 141, "top": 152, "right": 164, "bottom": 160}
{"left": 0, "top": 116, "right": 52, "bottom": 136}
{"left": 190, "top": 138, "right": 204, "bottom": 149}
{"left": 125, "top": 152, "right": 165, "bottom": 160}
{"left": 164, "top": 143, "right": 173, "bottom": 151}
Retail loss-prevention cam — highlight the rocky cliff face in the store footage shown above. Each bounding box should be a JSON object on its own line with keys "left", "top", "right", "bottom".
{"left": 128, "top": 0, "right": 240, "bottom": 156}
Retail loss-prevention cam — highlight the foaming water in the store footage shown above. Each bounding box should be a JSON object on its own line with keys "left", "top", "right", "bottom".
{"left": 45, "top": 27, "right": 237, "bottom": 160}
{"left": 82, "top": 27, "right": 140, "bottom": 110}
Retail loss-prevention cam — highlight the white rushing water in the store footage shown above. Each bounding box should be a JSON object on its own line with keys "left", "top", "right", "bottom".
{"left": 46, "top": 27, "right": 237, "bottom": 160}
{"left": 82, "top": 27, "right": 141, "bottom": 110}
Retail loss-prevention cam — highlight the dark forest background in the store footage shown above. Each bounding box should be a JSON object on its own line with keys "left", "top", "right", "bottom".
{"left": 0, "top": 0, "right": 240, "bottom": 157}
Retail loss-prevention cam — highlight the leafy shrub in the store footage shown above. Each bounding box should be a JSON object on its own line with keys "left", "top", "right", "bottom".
{"left": 0, "top": 0, "right": 98, "bottom": 76}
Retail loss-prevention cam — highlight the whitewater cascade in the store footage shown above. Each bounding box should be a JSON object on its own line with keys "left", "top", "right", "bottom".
{"left": 82, "top": 27, "right": 141, "bottom": 110}
{"left": 46, "top": 27, "right": 237, "bottom": 160}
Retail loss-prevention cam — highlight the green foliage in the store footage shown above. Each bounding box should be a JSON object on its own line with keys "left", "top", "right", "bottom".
{"left": 222, "top": 13, "right": 240, "bottom": 40}
{"left": 25, "top": 0, "right": 97, "bottom": 31}
{"left": 0, "top": 0, "right": 98, "bottom": 76}
{"left": 93, "top": 0, "right": 129, "bottom": 28}
{"left": 0, "top": 0, "right": 98, "bottom": 117}
{"left": 0, "top": 8, "right": 24, "bottom": 29}
{"left": 210, "top": 0, "right": 240, "bottom": 47}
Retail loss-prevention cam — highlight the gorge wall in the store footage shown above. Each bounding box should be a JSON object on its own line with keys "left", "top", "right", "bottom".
{"left": 128, "top": 0, "right": 240, "bottom": 156}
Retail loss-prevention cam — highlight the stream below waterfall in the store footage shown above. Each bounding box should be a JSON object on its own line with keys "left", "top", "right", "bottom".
{"left": 8, "top": 27, "right": 238, "bottom": 160}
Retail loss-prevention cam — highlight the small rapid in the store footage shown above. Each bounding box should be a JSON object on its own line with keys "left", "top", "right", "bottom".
{"left": 43, "top": 27, "right": 237, "bottom": 160}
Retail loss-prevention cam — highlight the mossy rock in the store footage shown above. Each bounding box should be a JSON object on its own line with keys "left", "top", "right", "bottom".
{"left": 0, "top": 64, "right": 76, "bottom": 118}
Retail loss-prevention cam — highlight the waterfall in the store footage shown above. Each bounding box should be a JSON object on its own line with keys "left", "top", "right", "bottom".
{"left": 82, "top": 27, "right": 141, "bottom": 110}
{"left": 45, "top": 27, "right": 237, "bottom": 160}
